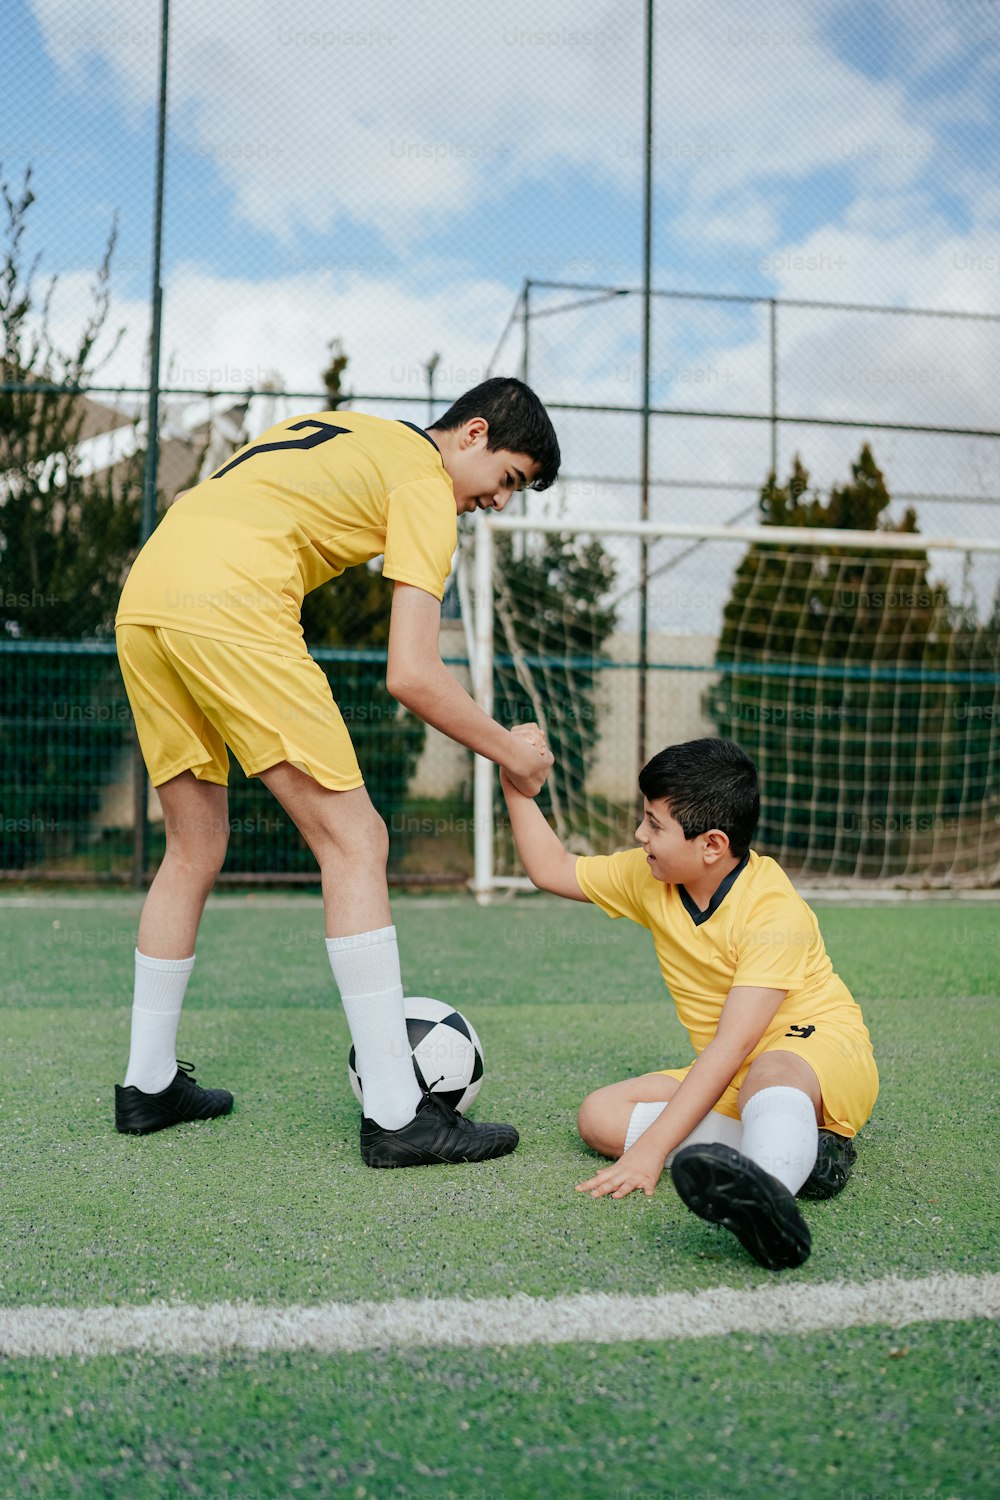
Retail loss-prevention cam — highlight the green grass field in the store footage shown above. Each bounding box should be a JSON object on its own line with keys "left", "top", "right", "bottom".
{"left": 1, "top": 893, "right": 998, "bottom": 1499}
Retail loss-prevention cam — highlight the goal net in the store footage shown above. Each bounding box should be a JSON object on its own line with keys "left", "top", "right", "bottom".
{"left": 463, "top": 516, "right": 1000, "bottom": 897}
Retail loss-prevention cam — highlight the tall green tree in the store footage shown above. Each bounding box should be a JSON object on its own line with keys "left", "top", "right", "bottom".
{"left": 706, "top": 445, "right": 997, "bottom": 878}
{"left": 0, "top": 167, "right": 142, "bottom": 639}
{"left": 0, "top": 165, "right": 140, "bottom": 869}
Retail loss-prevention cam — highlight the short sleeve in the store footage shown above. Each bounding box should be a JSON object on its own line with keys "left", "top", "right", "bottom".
{"left": 731, "top": 888, "right": 814, "bottom": 991}
{"left": 575, "top": 848, "right": 652, "bottom": 927}
{"left": 382, "top": 479, "right": 458, "bottom": 601}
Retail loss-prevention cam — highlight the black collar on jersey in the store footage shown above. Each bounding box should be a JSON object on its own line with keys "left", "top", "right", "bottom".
{"left": 397, "top": 420, "right": 440, "bottom": 452}
{"left": 678, "top": 851, "right": 750, "bottom": 926}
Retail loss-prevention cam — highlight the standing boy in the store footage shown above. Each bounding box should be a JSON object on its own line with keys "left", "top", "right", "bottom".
{"left": 501, "top": 735, "right": 878, "bottom": 1268}
{"left": 114, "top": 377, "right": 557, "bottom": 1166}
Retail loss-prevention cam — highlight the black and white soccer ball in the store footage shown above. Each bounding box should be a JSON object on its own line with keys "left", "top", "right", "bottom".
{"left": 348, "top": 996, "right": 484, "bottom": 1115}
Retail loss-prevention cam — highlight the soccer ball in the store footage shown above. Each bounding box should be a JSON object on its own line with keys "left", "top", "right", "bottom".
{"left": 348, "top": 996, "right": 484, "bottom": 1115}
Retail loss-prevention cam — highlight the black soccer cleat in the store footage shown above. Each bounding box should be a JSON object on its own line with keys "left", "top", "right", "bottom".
{"left": 115, "top": 1060, "right": 234, "bottom": 1135}
{"left": 670, "top": 1142, "right": 811, "bottom": 1271}
{"left": 360, "top": 1089, "right": 519, "bottom": 1168}
{"left": 798, "top": 1129, "right": 857, "bottom": 1200}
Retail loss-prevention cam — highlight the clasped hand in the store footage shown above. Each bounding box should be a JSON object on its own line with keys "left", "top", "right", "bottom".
{"left": 503, "top": 721, "right": 553, "bottom": 797}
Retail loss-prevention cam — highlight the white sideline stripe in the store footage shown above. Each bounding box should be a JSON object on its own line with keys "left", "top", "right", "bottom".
{"left": 1, "top": 1273, "right": 996, "bottom": 1360}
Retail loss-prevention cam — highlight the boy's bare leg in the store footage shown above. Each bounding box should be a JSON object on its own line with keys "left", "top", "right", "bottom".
{"left": 119, "top": 772, "right": 230, "bottom": 1104}
{"left": 577, "top": 1074, "right": 682, "bottom": 1158}
{"left": 738, "top": 1049, "right": 822, "bottom": 1119}
{"left": 137, "top": 772, "right": 230, "bottom": 957}
{"left": 578, "top": 1072, "right": 744, "bottom": 1163}
{"left": 256, "top": 763, "right": 390, "bottom": 937}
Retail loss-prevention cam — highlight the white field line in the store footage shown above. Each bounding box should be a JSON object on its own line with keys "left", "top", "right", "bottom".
{"left": 1, "top": 1272, "right": 997, "bottom": 1360}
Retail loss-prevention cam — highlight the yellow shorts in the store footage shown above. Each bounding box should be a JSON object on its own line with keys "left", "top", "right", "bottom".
{"left": 658, "top": 1010, "right": 879, "bottom": 1137}
{"left": 115, "top": 623, "right": 364, "bottom": 791}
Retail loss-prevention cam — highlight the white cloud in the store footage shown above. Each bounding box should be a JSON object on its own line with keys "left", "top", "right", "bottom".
{"left": 683, "top": 190, "right": 783, "bottom": 250}
{"left": 29, "top": 0, "right": 983, "bottom": 254}
{"left": 27, "top": 0, "right": 999, "bottom": 560}
{"left": 30, "top": 0, "right": 643, "bottom": 245}
{"left": 43, "top": 261, "right": 518, "bottom": 405}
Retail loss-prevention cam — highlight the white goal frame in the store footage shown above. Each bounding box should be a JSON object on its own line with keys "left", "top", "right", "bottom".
{"left": 469, "top": 514, "right": 1000, "bottom": 903}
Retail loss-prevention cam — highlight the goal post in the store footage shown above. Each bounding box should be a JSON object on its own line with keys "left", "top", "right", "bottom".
{"left": 467, "top": 514, "right": 1000, "bottom": 901}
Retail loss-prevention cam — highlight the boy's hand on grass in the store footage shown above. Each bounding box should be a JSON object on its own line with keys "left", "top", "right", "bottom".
{"left": 576, "top": 1140, "right": 666, "bottom": 1200}
{"left": 502, "top": 723, "right": 553, "bottom": 798}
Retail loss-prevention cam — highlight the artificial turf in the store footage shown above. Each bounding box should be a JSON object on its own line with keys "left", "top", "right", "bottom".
{"left": 1, "top": 1319, "right": 996, "bottom": 1500}
{"left": 1, "top": 895, "right": 997, "bottom": 1497}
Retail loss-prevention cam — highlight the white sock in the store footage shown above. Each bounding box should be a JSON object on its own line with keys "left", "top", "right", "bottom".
{"left": 624, "top": 1100, "right": 744, "bottom": 1160}
{"left": 740, "top": 1085, "right": 818, "bottom": 1195}
{"left": 326, "top": 926, "right": 422, "bottom": 1130}
{"left": 122, "top": 950, "right": 194, "bottom": 1093}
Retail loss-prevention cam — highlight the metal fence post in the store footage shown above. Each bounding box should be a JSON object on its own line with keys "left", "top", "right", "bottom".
{"left": 472, "top": 515, "right": 495, "bottom": 904}
{"left": 132, "top": 0, "right": 171, "bottom": 890}
{"left": 769, "top": 296, "right": 778, "bottom": 479}
{"left": 637, "top": 0, "right": 654, "bottom": 773}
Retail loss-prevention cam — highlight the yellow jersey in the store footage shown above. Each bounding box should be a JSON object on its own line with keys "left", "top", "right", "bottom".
{"left": 117, "top": 412, "right": 457, "bottom": 656}
{"left": 575, "top": 847, "right": 866, "bottom": 1056}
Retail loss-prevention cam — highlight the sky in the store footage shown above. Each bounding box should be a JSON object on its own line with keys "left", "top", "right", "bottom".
{"left": 4, "top": 0, "right": 1000, "bottom": 591}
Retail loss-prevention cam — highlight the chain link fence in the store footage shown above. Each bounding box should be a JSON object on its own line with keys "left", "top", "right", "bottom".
{"left": 2, "top": 0, "right": 998, "bottom": 885}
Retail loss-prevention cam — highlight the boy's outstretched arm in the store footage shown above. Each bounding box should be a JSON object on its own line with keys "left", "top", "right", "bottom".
{"left": 576, "top": 984, "right": 788, "bottom": 1199}
{"left": 499, "top": 741, "right": 588, "bottom": 901}
{"left": 387, "top": 583, "right": 552, "bottom": 796}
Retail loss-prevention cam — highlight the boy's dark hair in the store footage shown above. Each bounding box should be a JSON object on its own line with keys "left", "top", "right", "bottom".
{"left": 430, "top": 377, "right": 560, "bottom": 490}
{"left": 638, "top": 737, "right": 760, "bottom": 859}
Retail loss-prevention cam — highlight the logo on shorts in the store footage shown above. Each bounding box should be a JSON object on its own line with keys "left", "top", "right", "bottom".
{"left": 786, "top": 1023, "right": 816, "bottom": 1039}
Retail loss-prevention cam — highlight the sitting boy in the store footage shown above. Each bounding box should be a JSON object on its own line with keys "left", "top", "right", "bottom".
{"left": 500, "top": 735, "right": 878, "bottom": 1269}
